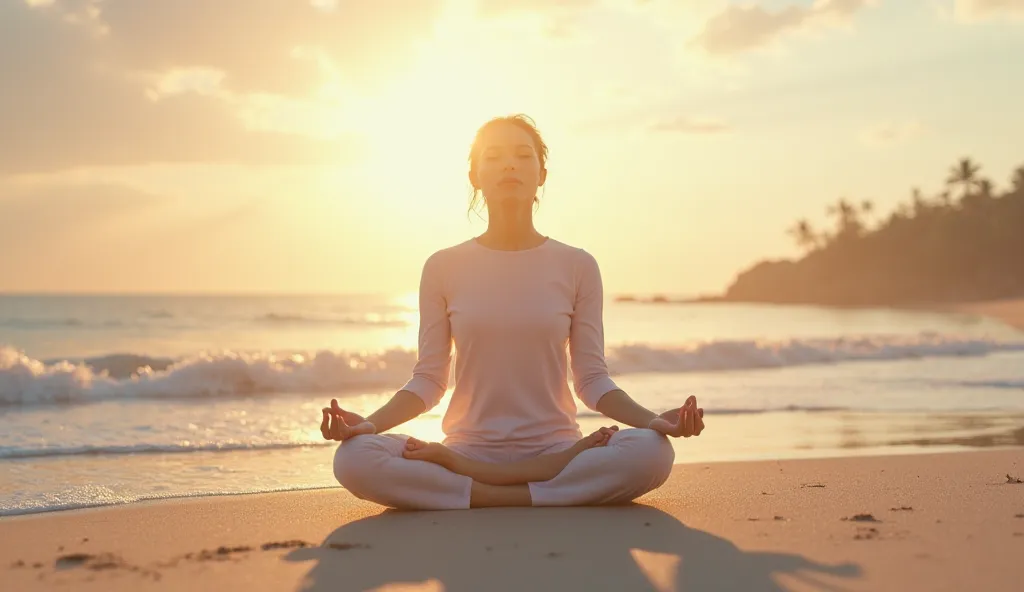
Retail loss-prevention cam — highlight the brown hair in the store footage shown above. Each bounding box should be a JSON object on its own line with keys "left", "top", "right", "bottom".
{"left": 467, "top": 114, "right": 549, "bottom": 217}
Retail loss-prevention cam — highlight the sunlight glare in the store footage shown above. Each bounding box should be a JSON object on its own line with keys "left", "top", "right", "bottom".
{"left": 630, "top": 549, "right": 681, "bottom": 592}
{"left": 391, "top": 291, "right": 418, "bottom": 312}
{"left": 385, "top": 291, "right": 420, "bottom": 350}
{"left": 335, "top": 15, "right": 537, "bottom": 210}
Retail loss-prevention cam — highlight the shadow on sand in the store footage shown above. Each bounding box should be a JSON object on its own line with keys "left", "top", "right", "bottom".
{"left": 284, "top": 504, "right": 860, "bottom": 591}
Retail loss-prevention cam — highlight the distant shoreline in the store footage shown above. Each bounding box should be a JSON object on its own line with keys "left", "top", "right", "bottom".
{"left": 612, "top": 294, "right": 725, "bottom": 305}
{"left": 613, "top": 294, "right": 1024, "bottom": 332}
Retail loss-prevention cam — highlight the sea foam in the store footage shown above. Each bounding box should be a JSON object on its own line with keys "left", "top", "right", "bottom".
{"left": 3, "top": 333, "right": 1024, "bottom": 406}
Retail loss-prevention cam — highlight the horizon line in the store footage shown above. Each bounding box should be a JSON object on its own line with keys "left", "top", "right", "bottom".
{"left": 0, "top": 289, "right": 705, "bottom": 299}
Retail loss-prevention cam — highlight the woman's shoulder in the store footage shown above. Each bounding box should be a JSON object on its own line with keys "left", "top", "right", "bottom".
{"left": 418, "top": 239, "right": 476, "bottom": 274}
{"left": 425, "top": 238, "right": 475, "bottom": 261}
{"left": 545, "top": 238, "right": 600, "bottom": 267}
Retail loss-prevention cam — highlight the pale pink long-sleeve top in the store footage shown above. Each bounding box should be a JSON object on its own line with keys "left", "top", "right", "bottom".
{"left": 399, "top": 237, "right": 620, "bottom": 450}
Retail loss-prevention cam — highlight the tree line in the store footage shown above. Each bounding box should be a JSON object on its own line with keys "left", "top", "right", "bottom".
{"left": 722, "top": 158, "right": 1024, "bottom": 306}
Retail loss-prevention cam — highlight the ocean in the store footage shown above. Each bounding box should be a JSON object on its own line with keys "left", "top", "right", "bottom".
{"left": 2, "top": 293, "right": 1023, "bottom": 516}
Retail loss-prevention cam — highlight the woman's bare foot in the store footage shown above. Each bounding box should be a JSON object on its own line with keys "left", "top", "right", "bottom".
{"left": 399, "top": 426, "right": 620, "bottom": 486}
{"left": 402, "top": 437, "right": 458, "bottom": 469}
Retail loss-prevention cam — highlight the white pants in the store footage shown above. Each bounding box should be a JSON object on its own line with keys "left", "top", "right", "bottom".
{"left": 333, "top": 428, "right": 675, "bottom": 510}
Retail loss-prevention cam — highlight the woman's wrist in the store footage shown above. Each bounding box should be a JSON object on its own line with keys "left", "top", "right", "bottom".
{"left": 595, "top": 390, "right": 659, "bottom": 428}
{"left": 365, "top": 390, "right": 425, "bottom": 435}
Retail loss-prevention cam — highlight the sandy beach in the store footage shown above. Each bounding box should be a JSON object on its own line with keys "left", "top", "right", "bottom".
{"left": 3, "top": 449, "right": 1022, "bottom": 592}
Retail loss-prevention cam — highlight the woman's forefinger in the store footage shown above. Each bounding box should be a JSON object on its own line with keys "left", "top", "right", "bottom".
{"left": 683, "top": 403, "right": 695, "bottom": 436}
{"left": 320, "top": 408, "right": 331, "bottom": 440}
{"left": 329, "top": 410, "right": 346, "bottom": 441}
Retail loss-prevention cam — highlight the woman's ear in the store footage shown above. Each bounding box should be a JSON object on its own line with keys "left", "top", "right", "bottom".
{"left": 467, "top": 169, "right": 480, "bottom": 189}
{"left": 539, "top": 167, "right": 547, "bottom": 187}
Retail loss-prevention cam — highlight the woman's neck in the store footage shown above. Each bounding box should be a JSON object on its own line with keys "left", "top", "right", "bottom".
{"left": 479, "top": 207, "right": 545, "bottom": 251}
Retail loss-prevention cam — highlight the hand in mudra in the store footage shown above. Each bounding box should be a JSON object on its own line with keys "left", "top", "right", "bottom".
{"left": 320, "top": 399, "right": 376, "bottom": 441}
{"left": 648, "top": 395, "right": 705, "bottom": 438}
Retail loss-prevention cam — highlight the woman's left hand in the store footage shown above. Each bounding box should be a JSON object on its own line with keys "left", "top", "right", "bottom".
{"left": 648, "top": 395, "right": 705, "bottom": 438}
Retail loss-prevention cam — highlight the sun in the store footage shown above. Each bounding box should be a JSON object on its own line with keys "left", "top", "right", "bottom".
{"left": 332, "top": 22, "right": 539, "bottom": 202}
{"left": 307, "top": 6, "right": 560, "bottom": 227}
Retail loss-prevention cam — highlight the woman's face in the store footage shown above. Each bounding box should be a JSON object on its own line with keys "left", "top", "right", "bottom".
{"left": 471, "top": 122, "right": 546, "bottom": 208}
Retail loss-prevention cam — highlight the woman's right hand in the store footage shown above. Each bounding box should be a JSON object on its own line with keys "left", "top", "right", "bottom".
{"left": 570, "top": 426, "right": 618, "bottom": 454}
{"left": 320, "top": 399, "right": 376, "bottom": 441}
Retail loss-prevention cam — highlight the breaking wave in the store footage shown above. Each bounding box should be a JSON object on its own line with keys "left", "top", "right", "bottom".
{"left": 0, "top": 440, "right": 332, "bottom": 461}
{"left": 4, "top": 333, "right": 1024, "bottom": 406}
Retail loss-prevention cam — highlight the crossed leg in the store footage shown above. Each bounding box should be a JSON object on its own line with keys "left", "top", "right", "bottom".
{"left": 333, "top": 428, "right": 674, "bottom": 510}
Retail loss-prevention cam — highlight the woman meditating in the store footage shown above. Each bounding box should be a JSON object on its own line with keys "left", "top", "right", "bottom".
{"left": 320, "top": 114, "right": 705, "bottom": 510}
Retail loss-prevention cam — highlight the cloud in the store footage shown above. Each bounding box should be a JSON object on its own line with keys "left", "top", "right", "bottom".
{"left": 0, "top": 180, "right": 167, "bottom": 251}
{"left": 0, "top": 180, "right": 164, "bottom": 215}
{"left": 0, "top": 0, "right": 444, "bottom": 174}
{"left": 690, "top": 0, "right": 873, "bottom": 55}
{"left": 858, "top": 120, "right": 923, "bottom": 146}
{"left": 953, "top": 0, "right": 1024, "bottom": 21}
{"left": 474, "top": 0, "right": 603, "bottom": 37}
{"left": 46, "top": 0, "right": 447, "bottom": 96}
{"left": 649, "top": 116, "right": 731, "bottom": 134}
{"left": 476, "top": 0, "right": 600, "bottom": 16}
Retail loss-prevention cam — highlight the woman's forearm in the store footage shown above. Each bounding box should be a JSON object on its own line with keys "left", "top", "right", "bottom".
{"left": 365, "top": 390, "right": 426, "bottom": 434}
{"left": 595, "top": 389, "right": 658, "bottom": 428}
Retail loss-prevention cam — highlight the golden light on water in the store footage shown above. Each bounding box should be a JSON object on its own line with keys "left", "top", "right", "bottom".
{"left": 393, "top": 291, "right": 418, "bottom": 312}
{"left": 390, "top": 291, "right": 421, "bottom": 350}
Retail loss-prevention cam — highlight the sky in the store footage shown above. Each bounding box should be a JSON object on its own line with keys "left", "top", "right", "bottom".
{"left": 2, "top": 0, "right": 1023, "bottom": 297}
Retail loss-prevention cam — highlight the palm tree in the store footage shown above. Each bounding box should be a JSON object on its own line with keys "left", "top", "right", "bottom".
{"left": 960, "top": 177, "right": 996, "bottom": 211}
{"left": 976, "top": 179, "right": 995, "bottom": 200}
{"left": 893, "top": 202, "right": 913, "bottom": 220}
{"left": 826, "top": 198, "right": 863, "bottom": 237}
{"left": 1010, "top": 166, "right": 1024, "bottom": 195}
{"left": 910, "top": 187, "right": 929, "bottom": 215}
{"left": 860, "top": 200, "right": 875, "bottom": 230}
{"left": 787, "top": 219, "right": 819, "bottom": 252}
{"left": 826, "top": 198, "right": 856, "bottom": 221}
{"left": 946, "top": 157, "right": 980, "bottom": 202}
